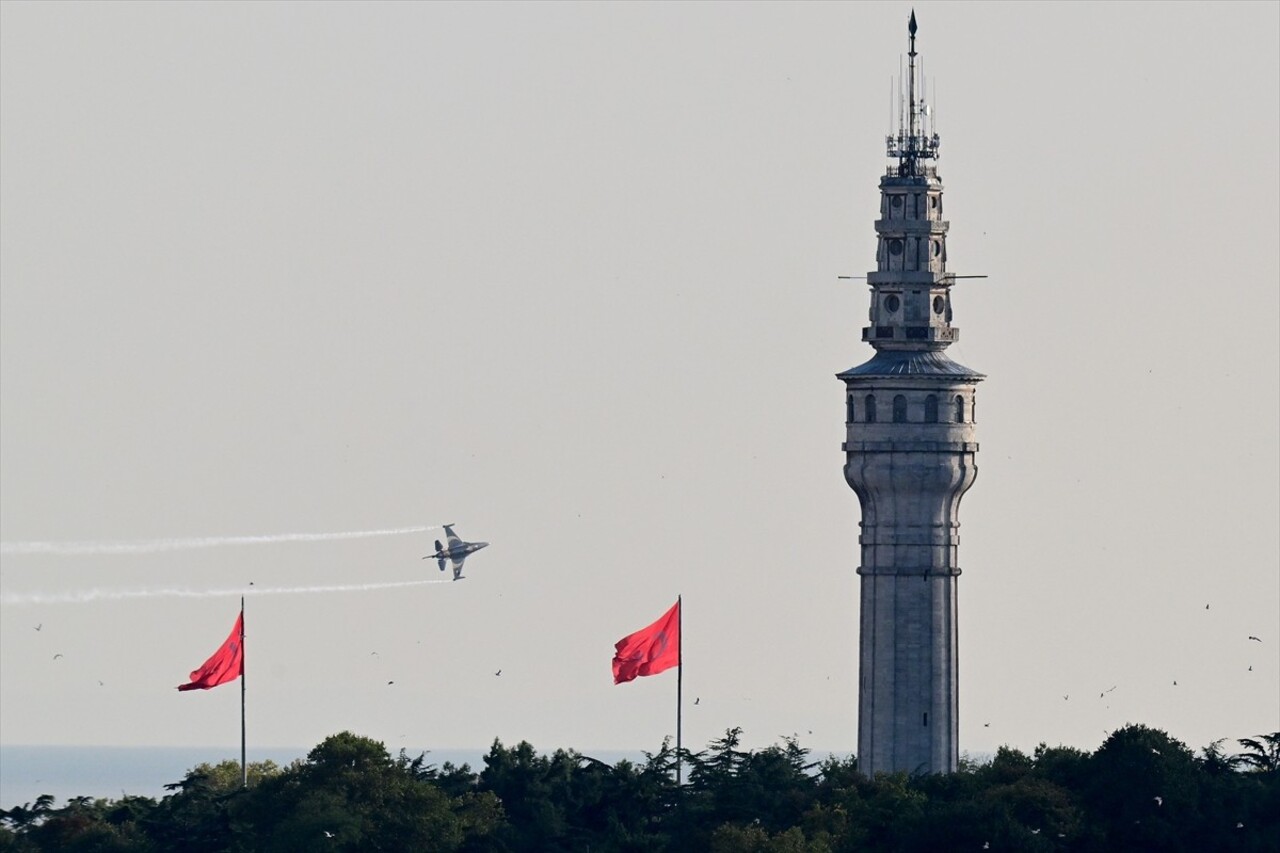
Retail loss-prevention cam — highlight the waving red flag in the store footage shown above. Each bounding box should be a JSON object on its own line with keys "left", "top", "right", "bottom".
{"left": 177, "top": 613, "right": 243, "bottom": 691}
{"left": 613, "top": 600, "right": 680, "bottom": 684}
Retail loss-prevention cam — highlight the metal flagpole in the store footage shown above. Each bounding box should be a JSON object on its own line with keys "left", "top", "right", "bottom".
{"left": 676, "top": 595, "right": 682, "bottom": 786}
{"left": 240, "top": 596, "right": 247, "bottom": 789}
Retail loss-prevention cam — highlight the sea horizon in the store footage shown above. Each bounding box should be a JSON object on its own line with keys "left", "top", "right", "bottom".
{"left": 3, "top": 743, "right": 981, "bottom": 810}
{"left": 0, "top": 744, "right": 500, "bottom": 809}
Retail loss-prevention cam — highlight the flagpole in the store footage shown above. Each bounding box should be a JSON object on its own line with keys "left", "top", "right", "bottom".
{"left": 240, "top": 596, "right": 247, "bottom": 789}
{"left": 676, "top": 594, "right": 682, "bottom": 787}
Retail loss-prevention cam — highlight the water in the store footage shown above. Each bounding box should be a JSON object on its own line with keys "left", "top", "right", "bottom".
{"left": 0, "top": 745, "right": 486, "bottom": 809}
{"left": 1, "top": 745, "right": 857, "bottom": 809}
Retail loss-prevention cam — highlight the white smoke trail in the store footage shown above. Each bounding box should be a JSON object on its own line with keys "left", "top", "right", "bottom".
{"left": 1, "top": 579, "right": 453, "bottom": 606}
{"left": 0, "top": 526, "right": 439, "bottom": 556}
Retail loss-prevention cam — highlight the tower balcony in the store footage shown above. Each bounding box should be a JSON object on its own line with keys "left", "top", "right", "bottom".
{"left": 875, "top": 220, "right": 948, "bottom": 236}
{"left": 862, "top": 325, "right": 958, "bottom": 345}
{"left": 885, "top": 163, "right": 938, "bottom": 180}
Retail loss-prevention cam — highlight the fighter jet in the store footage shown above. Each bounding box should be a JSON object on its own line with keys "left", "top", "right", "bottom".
{"left": 424, "top": 524, "right": 488, "bottom": 581}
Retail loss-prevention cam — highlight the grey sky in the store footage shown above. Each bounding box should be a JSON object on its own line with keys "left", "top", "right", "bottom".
{"left": 2, "top": 1, "right": 1276, "bottom": 763}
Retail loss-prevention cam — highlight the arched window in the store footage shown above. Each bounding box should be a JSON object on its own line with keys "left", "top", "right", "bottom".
{"left": 893, "top": 395, "right": 908, "bottom": 423}
{"left": 924, "top": 395, "right": 938, "bottom": 423}
{"left": 865, "top": 394, "right": 877, "bottom": 424}
{"left": 847, "top": 396, "right": 856, "bottom": 423}
{"left": 954, "top": 395, "right": 965, "bottom": 423}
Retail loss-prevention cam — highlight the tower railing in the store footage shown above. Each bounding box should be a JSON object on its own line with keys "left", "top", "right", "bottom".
{"left": 884, "top": 164, "right": 938, "bottom": 179}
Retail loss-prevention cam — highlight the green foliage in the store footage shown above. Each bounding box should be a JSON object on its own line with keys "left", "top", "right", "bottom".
{"left": 1235, "top": 733, "right": 1280, "bottom": 774}
{"left": 709, "top": 823, "right": 829, "bottom": 853}
{"left": 2, "top": 725, "right": 1277, "bottom": 852}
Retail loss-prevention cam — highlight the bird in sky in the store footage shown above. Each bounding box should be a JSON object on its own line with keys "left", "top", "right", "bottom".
{"left": 1248, "top": 636, "right": 1262, "bottom": 642}
{"left": 1154, "top": 796, "right": 1163, "bottom": 806}
{"left": 694, "top": 697, "right": 700, "bottom": 705}
{"left": 52, "top": 654, "right": 63, "bottom": 660}
{"left": 34, "top": 624, "right": 41, "bottom": 631}
{"left": 494, "top": 669, "right": 501, "bottom": 676}
{"left": 387, "top": 681, "right": 394, "bottom": 686}
{"left": 324, "top": 830, "right": 335, "bottom": 839}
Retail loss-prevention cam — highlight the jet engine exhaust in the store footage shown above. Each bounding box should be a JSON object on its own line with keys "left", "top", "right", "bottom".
{"left": 1, "top": 526, "right": 442, "bottom": 556}
{"left": 1, "top": 578, "right": 453, "bottom": 606}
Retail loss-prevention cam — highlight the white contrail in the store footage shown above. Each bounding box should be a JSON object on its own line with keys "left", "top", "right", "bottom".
{"left": 1, "top": 579, "right": 453, "bottom": 606}
{"left": 0, "top": 526, "right": 439, "bottom": 556}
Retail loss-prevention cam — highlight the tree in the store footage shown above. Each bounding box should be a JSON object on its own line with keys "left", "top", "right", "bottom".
{"left": 0, "top": 795, "right": 57, "bottom": 834}
{"left": 243, "top": 732, "right": 501, "bottom": 853}
{"left": 709, "top": 823, "right": 827, "bottom": 853}
{"left": 476, "top": 738, "right": 567, "bottom": 850}
{"left": 1084, "top": 725, "right": 1207, "bottom": 852}
{"left": 1234, "top": 733, "right": 1280, "bottom": 774}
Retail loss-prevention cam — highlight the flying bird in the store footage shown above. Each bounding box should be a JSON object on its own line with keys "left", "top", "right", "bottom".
{"left": 494, "top": 670, "right": 501, "bottom": 676}
{"left": 52, "top": 654, "right": 63, "bottom": 660}
{"left": 387, "top": 681, "right": 394, "bottom": 686}
{"left": 1154, "top": 796, "right": 1163, "bottom": 806}
{"left": 694, "top": 697, "right": 700, "bottom": 705}
{"left": 34, "top": 624, "right": 41, "bottom": 631}
{"left": 1248, "top": 636, "right": 1261, "bottom": 642}
{"left": 324, "top": 830, "right": 335, "bottom": 839}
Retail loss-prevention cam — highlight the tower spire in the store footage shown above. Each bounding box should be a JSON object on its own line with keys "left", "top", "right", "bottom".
{"left": 889, "top": 9, "right": 938, "bottom": 176}
{"left": 908, "top": 11, "right": 918, "bottom": 141}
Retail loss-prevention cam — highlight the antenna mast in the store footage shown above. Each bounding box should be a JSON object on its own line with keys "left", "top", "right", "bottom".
{"left": 908, "top": 10, "right": 918, "bottom": 141}
{"left": 887, "top": 9, "right": 940, "bottom": 176}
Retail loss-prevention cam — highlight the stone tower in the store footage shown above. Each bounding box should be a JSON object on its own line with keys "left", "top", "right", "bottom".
{"left": 839, "top": 12, "right": 982, "bottom": 776}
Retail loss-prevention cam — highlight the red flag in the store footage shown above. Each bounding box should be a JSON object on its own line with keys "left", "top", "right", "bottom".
{"left": 613, "top": 600, "right": 680, "bottom": 684}
{"left": 177, "top": 613, "right": 243, "bottom": 691}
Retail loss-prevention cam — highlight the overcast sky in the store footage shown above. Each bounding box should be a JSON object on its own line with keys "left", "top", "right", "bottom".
{"left": 2, "top": 1, "right": 1276, "bottom": 766}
